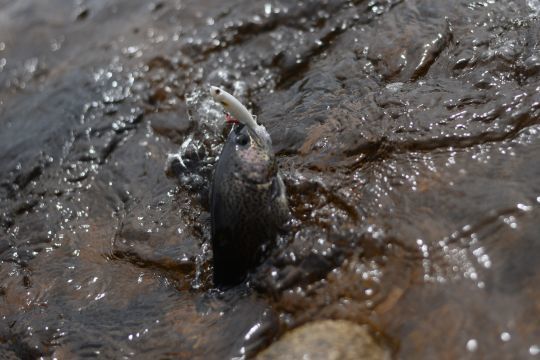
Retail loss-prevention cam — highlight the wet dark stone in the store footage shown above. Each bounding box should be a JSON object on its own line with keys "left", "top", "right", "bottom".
{"left": 12, "top": 198, "right": 40, "bottom": 215}
{"left": 0, "top": 238, "right": 12, "bottom": 258}
{"left": 114, "top": 210, "right": 200, "bottom": 279}
{"left": 149, "top": 111, "right": 192, "bottom": 142}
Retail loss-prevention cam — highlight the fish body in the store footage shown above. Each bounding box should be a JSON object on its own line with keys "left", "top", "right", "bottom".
{"left": 209, "top": 94, "right": 288, "bottom": 286}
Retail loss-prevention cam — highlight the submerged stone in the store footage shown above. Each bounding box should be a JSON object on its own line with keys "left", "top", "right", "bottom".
{"left": 256, "top": 320, "right": 389, "bottom": 360}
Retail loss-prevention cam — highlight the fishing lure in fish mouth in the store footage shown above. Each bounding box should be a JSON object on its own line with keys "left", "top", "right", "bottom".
{"left": 209, "top": 86, "right": 272, "bottom": 147}
{"left": 209, "top": 86, "right": 257, "bottom": 128}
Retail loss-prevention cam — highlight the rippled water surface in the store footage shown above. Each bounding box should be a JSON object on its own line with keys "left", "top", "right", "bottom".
{"left": 1, "top": 0, "right": 540, "bottom": 358}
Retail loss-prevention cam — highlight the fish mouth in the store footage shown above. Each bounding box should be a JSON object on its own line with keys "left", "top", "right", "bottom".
{"left": 234, "top": 174, "right": 275, "bottom": 190}
{"left": 236, "top": 175, "right": 274, "bottom": 189}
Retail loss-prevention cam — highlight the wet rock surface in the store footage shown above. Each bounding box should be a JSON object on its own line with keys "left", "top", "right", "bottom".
{"left": 1, "top": 0, "right": 540, "bottom": 358}
{"left": 256, "top": 320, "right": 389, "bottom": 360}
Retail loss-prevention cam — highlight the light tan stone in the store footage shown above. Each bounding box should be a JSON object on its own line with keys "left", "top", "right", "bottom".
{"left": 256, "top": 320, "right": 390, "bottom": 360}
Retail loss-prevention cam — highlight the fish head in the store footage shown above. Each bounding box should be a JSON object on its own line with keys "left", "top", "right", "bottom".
{"left": 225, "top": 124, "right": 277, "bottom": 185}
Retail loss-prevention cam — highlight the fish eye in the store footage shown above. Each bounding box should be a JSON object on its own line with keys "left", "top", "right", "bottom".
{"left": 215, "top": 88, "right": 221, "bottom": 95}
{"left": 236, "top": 133, "right": 250, "bottom": 146}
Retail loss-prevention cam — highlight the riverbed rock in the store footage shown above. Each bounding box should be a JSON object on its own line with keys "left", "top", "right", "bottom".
{"left": 256, "top": 320, "right": 389, "bottom": 360}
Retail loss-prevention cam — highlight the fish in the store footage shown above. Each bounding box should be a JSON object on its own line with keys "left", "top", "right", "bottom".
{"left": 209, "top": 86, "right": 289, "bottom": 286}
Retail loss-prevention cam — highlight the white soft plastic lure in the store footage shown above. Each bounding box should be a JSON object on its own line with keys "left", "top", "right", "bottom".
{"left": 209, "top": 86, "right": 272, "bottom": 146}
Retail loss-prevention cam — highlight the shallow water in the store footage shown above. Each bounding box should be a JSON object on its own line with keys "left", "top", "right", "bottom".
{"left": 1, "top": 0, "right": 540, "bottom": 358}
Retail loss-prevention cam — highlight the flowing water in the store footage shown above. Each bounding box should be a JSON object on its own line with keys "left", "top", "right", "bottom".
{"left": 1, "top": 0, "right": 540, "bottom": 358}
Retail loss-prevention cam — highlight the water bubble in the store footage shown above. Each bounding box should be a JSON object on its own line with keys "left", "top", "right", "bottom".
{"left": 502, "top": 215, "right": 518, "bottom": 229}
{"left": 500, "top": 332, "right": 511, "bottom": 342}
{"left": 530, "top": 345, "right": 540, "bottom": 356}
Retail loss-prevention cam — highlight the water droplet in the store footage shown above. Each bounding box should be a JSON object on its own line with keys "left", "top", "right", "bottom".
{"left": 466, "top": 339, "right": 478, "bottom": 352}
{"left": 244, "top": 323, "right": 261, "bottom": 341}
{"left": 517, "top": 203, "right": 532, "bottom": 212}
{"left": 365, "top": 288, "right": 373, "bottom": 296}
